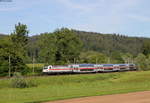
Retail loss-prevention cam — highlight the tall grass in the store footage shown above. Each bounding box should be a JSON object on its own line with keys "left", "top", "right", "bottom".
{"left": 0, "top": 71, "right": 150, "bottom": 103}
{"left": 26, "top": 63, "right": 44, "bottom": 68}
{"left": 26, "top": 63, "right": 44, "bottom": 76}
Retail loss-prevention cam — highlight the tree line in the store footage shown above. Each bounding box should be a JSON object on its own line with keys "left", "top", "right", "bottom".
{"left": 1, "top": 22, "right": 150, "bottom": 76}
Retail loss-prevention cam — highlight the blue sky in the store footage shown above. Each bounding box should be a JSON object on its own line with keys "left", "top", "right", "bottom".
{"left": 0, "top": 0, "right": 150, "bottom": 37}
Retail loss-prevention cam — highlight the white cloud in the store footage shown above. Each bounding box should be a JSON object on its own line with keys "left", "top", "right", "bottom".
{"left": 1, "top": 0, "right": 150, "bottom": 36}
{"left": 59, "top": 0, "right": 145, "bottom": 34}
{"left": 56, "top": 0, "right": 141, "bottom": 13}
{"left": 127, "top": 14, "right": 150, "bottom": 22}
{"left": 56, "top": 0, "right": 103, "bottom": 13}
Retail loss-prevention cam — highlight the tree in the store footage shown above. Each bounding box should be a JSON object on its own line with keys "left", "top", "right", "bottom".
{"left": 10, "top": 22, "right": 29, "bottom": 74}
{"left": 145, "top": 54, "right": 150, "bottom": 70}
{"left": 11, "top": 22, "right": 29, "bottom": 59}
{"left": 142, "top": 40, "right": 150, "bottom": 56}
{"left": 54, "top": 28, "right": 83, "bottom": 64}
{"left": 121, "top": 53, "right": 133, "bottom": 63}
{"left": 38, "top": 33, "right": 57, "bottom": 65}
{"left": 11, "top": 22, "right": 29, "bottom": 47}
{"left": 79, "top": 51, "right": 108, "bottom": 64}
{"left": 110, "top": 51, "right": 124, "bottom": 63}
{"left": 0, "top": 37, "right": 28, "bottom": 76}
{"left": 0, "top": 37, "right": 12, "bottom": 76}
{"left": 135, "top": 53, "right": 148, "bottom": 71}
{"left": 27, "top": 35, "right": 40, "bottom": 63}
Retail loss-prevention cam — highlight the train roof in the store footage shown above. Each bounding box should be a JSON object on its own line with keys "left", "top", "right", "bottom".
{"left": 70, "top": 64, "right": 95, "bottom": 67}
{"left": 96, "top": 64, "right": 135, "bottom": 66}
{"left": 79, "top": 64, "right": 94, "bottom": 67}
{"left": 104, "top": 64, "right": 115, "bottom": 65}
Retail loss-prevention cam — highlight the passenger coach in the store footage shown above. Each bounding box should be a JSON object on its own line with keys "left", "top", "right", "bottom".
{"left": 42, "top": 63, "right": 137, "bottom": 74}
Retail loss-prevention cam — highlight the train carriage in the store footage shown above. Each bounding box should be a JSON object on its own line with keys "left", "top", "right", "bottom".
{"left": 70, "top": 64, "right": 97, "bottom": 73}
{"left": 42, "top": 63, "right": 137, "bottom": 74}
{"left": 118, "top": 64, "right": 130, "bottom": 71}
{"left": 42, "top": 65, "right": 72, "bottom": 74}
{"left": 98, "top": 64, "right": 115, "bottom": 72}
{"left": 128, "top": 64, "right": 137, "bottom": 71}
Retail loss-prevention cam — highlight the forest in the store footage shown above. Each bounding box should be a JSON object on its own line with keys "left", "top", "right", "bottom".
{"left": 1, "top": 22, "right": 150, "bottom": 76}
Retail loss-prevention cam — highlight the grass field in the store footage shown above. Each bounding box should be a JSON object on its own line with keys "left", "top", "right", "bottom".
{"left": 26, "top": 63, "right": 44, "bottom": 68}
{"left": 1, "top": 71, "right": 150, "bottom": 103}
{"left": 26, "top": 63, "right": 44, "bottom": 75}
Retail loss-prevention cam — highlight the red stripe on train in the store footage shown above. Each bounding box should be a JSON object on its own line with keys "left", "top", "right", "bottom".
{"left": 49, "top": 68, "right": 97, "bottom": 70}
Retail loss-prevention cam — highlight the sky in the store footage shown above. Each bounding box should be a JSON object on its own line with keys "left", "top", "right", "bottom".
{"left": 0, "top": 0, "right": 150, "bottom": 37}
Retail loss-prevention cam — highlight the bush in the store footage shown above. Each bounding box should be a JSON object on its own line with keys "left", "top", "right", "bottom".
{"left": 11, "top": 72, "right": 37, "bottom": 88}
{"left": 0, "top": 60, "right": 10, "bottom": 77}
{"left": 135, "top": 53, "right": 150, "bottom": 71}
{"left": 26, "top": 67, "right": 43, "bottom": 76}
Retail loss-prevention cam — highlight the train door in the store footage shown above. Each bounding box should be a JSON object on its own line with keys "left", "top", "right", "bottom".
{"left": 94, "top": 64, "right": 99, "bottom": 72}
{"left": 119, "top": 64, "right": 129, "bottom": 71}
{"left": 113, "top": 64, "right": 120, "bottom": 71}
{"left": 71, "top": 64, "right": 79, "bottom": 73}
{"left": 96, "top": 64, "right": 104, "bottom": 72}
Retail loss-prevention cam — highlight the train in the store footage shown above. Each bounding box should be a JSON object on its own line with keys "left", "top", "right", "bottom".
{"left": 42, "top": 63, "right": 137, "bottom": 74}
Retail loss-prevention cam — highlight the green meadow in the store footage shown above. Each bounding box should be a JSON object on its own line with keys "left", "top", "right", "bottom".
{"left": 0, "top": 71, "right": 150, "bottom": 103}
{"left": 26, "top": 63, "right": 44, "bottom": 68}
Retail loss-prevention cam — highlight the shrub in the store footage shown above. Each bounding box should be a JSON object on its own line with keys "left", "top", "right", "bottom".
{"left": 11, "top": 72, "right": 37, "bottom": 88}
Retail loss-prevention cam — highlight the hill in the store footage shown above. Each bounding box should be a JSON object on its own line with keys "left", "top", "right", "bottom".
{"left": 0, "top": 34, "right": 7, "bottom": 39}
{"left": 73, "top": 30, "right": 150, "bottom": 56}
{"left": 1, "top": 30, "right": 150, "bottom": 58}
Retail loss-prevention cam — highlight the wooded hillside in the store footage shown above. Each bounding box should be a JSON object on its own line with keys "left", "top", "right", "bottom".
{"left": 1, "top": 23, "right": 150, "bottom": 76}
{"left": 73, "top": 30, "right": 149, "bottom": 56}
{"left": 27, "top": 30, "right": 150, "bottom": 57}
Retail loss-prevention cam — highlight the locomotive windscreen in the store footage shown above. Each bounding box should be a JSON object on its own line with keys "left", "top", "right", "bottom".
{"left": 43, "top": 66, "right": 48, "bottom": 69}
